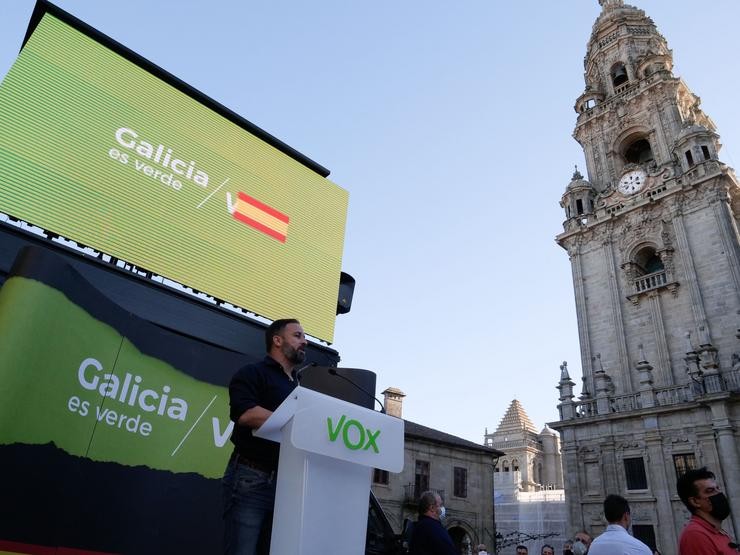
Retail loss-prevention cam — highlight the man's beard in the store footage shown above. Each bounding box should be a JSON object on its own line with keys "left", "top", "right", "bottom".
{"left": 282, "top": 344, "right": 306, "bottom": 365}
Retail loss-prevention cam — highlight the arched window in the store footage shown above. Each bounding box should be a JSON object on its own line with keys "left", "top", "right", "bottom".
{"left": 624, "top": 138, "right": 654, "bottom": 164}
{"left": 611, "top": 62, "right": 629, "bottom": 87}
{"left": 625, "top": 243, "right": 674, "bottom": 295}
{"left": 512, "top": 458, "right": 520, "bottom": 472}
{"left": 502, "top": 460, "right": 510, "bottom": 472}
{"left": 634, "top": 246, "right": 664, "bottom": 275}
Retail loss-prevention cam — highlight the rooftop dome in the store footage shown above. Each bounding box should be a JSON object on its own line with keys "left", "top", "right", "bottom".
{"left": 540, "top": 424, "right": 558, "bottom": 437}
{"left": 675, "top": 123, "right": 712, "bottom": 142}
{"left": 566, "top": 167, "right": 594, "bottom": 191}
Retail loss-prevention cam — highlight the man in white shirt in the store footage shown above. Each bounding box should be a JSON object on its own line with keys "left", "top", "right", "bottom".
{"left": 588, "top": 495, "right": 652, "bottom": 555}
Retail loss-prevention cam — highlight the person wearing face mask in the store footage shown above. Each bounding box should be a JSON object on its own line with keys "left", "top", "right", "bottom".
{"left": 475, "top": 544, "right": 488, "bottom": 555}
{"left": 563, "top": 539, "right": 574, "bottom": 555}
{"left": 409, "top": 491, "right": 456, "bottom": 555}
{"left": 677, "top": 467, "right": 738, "bottom": 554}
{"left": 573, "top": 531, "right": 592, "bottom": 555}
{"left": 587, "top": 495, "right": 652, "bottom": 554}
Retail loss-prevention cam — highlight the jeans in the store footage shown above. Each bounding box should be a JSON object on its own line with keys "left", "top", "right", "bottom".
{"left": 222, "top": 457, "right": 277, "bottom": 555}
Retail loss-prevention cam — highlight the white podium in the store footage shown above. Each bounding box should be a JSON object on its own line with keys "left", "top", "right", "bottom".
{"left": 254, "top": 385, "right": 404, "bottom": 555}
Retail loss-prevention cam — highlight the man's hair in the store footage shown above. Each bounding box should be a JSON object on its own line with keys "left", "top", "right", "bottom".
{"left": 603, "top": 494, "right": 630, "bottom": 523}
{"left": 418, "top": 491, "right": 439, "bottom": 516}
{"left": 573, "top": 530, "right": 594, "bottom": 545}
{"left": 515, "top": 546, "right": 528, "bottom": 553}
{"left": 541, "top": 545, "right": 554, "bottom": 554}
{"left": 265, "top": 319, "right": 300, "bottom": 352}
{"left": 677, "top": 467, "right": 715, "bottom": 513}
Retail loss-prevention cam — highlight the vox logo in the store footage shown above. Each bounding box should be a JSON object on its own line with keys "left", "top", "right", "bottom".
{"left": 326, "top": 414, "right": 381, "bottom": 453}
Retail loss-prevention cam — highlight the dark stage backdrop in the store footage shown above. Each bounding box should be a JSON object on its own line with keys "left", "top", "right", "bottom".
{"left": 0, "top": 246, "right": 335, "bottom": 555}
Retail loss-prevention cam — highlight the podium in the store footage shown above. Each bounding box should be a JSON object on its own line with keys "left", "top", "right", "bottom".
{"left": 254, "top": 385, "right": 404, "bottom": 554}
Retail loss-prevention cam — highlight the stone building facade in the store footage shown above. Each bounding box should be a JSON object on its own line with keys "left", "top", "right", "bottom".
{"left": 486, "top": 400, "right": 568, "bottom": 554}
{"left": 485, "top": 399, "right": 564, "bottom": 492}
{"left": 552, "top": 1, "right": 740, "bottom": 554}
{"left": 372, "top": 388, "right": 503, "bottom": 553}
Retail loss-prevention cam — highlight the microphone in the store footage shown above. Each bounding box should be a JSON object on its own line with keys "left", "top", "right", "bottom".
{"left": 328, "top": 368, "right": 386, "bottom": 413}
{"left": 293, "top": 361, "right": 317, "bottom": 383}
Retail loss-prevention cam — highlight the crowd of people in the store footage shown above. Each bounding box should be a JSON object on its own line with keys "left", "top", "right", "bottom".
{"left": 412, "top": 467, "right": 736, "bottom": 555}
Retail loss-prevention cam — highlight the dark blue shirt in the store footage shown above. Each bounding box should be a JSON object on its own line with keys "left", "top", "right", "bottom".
{"left": 229, "top": 355, "right": 297, "bottom": 469}
{"left": 409, "top": 515, "right": 457, "bottom": 555}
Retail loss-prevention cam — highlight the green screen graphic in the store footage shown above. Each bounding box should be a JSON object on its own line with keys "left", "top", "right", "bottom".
{"left": 0, "top": 275, "right": 233, "bottom": 478}
{"left": 0, "top": 13, "right": 348, "bottom": 341}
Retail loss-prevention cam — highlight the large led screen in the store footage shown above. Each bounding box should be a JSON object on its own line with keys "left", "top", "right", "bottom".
{"left": 0, "top": 5, "right": 348, "bottom": 341}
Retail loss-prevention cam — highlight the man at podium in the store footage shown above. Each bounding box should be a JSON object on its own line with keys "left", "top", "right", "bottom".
{"left": 222, "top": 319, "right": 307, "bottom": 555}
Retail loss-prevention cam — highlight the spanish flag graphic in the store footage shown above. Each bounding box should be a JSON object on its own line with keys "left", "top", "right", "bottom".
{"left": 227, "top": 192, "right": 289, "bottom": 243}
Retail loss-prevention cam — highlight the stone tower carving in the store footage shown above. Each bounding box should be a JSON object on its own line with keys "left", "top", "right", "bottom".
{"left": 552, "top": 2, "right": 740, "bottom": 553}
{"left": 485, "top": 399, "right": 563, "bottom": 492}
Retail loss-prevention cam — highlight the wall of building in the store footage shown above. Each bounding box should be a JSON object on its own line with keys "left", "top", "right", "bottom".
{"left": 372, "top": 435, "right": 496, "bottom": 552}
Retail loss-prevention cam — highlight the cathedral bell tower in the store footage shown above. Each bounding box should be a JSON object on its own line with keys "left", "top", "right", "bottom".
{"left": 552, "top": 1, "right": 740, "bottom": 552}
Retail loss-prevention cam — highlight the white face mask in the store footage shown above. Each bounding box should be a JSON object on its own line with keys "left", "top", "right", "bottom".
{"left": 479, "top": 551, "right": 488, "bottom": 555}
{"left": 439, "top": 505, "right": 446, "bottom": 519}
{"left": 573, "top": 540, "right": 587, "bottom": 555}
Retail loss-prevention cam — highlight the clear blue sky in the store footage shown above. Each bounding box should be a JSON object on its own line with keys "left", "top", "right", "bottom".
{"left": 1, "top": 1, "right": 738, "bottom": 442}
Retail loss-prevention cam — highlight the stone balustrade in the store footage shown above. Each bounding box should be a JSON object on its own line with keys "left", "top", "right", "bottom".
{"left": 560, "top": 368, "right": 739, "bottom": 420}
{"left": 634, "top": 270, "right": 667, "bottom": 292}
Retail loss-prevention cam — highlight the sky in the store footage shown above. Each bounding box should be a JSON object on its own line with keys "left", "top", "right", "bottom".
{"left": 1, "top": 0, "right": 738, "bottom": 443}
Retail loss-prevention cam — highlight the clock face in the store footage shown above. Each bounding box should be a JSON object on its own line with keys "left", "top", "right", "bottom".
{"left": 618, "top": 169, "right": 647, "bottom": 195}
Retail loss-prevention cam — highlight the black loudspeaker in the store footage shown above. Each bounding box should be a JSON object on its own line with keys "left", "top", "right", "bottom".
{"left": 336, "top": 271, "right": 355, "bottom": 315}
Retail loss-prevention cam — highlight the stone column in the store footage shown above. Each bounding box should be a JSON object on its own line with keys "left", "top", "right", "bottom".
{"left": 708, "top": 186, "right": 740, "bottom": 303}
{"left": 650, "top": 102, "right": 671, "bottom": 165}
{"left": 670, "top": 201, "right": 712, "bottom": 343}
{"left": 562, "top": 437, "right": 584, "bottom": 534}
{"left": 644, "top": 431, "right": 678, "bottom": 555}
{"left": 602, "top": 238, "right": 632, "bottom": 391}
{"left": 569, "top": 241, "right": 595, "bottom": 397}
{"left": 600, "top": 439, "right": 619, "bottom": 495}
{"left": 647, "top": 291, "right": 673, "bottom": 386}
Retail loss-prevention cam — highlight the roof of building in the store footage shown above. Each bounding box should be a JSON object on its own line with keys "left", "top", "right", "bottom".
{"left": 494, "top": 399, "right": 538, "bottom": 435}
{"left": 540, "top": 424, "right": 558, "bottom": 437}
{"left": 404, "top": 419, "right": 504, "bottom": 457}
{"left": 381, "top": 386, "right": 406, "bottom": 397}
{"left": 566, "top": 167, "right": 593, "bottom": 192}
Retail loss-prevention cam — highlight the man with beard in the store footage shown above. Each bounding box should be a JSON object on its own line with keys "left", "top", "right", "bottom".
{"left": 677, "top": 467, "right": 737, "bottom": 555}
{"left": 222, "top": 319, "right": 308, "bottom": 555}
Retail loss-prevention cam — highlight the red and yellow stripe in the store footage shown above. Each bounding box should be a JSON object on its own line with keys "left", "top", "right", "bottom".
{"left": 232, "top": 192, "right": 289, "bottom": 243}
